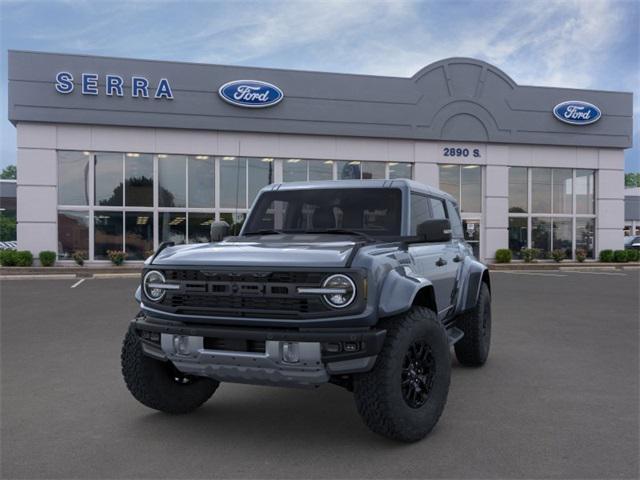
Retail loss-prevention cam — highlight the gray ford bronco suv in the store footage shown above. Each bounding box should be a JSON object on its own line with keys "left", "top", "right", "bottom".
{"left": 122, "top": 179, "right": 491, "bottom": 442}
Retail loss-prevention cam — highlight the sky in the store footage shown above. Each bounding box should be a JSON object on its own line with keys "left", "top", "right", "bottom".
{"left": 0, "top": 0, "right": 638, "bottom": 172}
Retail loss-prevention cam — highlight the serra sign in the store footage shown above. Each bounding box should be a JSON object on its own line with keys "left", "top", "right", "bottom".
{"left": 55, "top": 72, "right": 174, "bottom": 99}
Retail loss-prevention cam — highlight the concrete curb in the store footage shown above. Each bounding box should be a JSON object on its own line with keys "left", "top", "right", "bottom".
{"left": 488, "top": 262, "right": 639, "bottom": 271}
{"left": 0, "top": 266, "right": 142, "bottom": 277}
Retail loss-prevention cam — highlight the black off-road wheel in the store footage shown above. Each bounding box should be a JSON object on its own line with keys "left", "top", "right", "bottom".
{"left": 454, "top": 282, "right": 491, "bottom": 366}
{"left": 353, "top": 306, "right": 451, "bottom": 442}
{"left": 121, "top": 327, "right": 219, "bottom": 414}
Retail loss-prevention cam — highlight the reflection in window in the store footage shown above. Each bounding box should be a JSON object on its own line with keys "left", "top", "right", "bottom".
{"left": 576, "top": 218, "right": 595, "bottom": 259}
{"left": 552, "top": 217, "right": 572, "bottom": 257}
{"left": 95, "top": 153, "right": 123, "bottom": 206}
{"left": 439, "top": 165, "right": 460, "bottom": 202}
{"left": 283, "top": 159, "right": 307, "bottom": 182}
{"left": 429, "top": 197, "right": 447, "bottom": 220}
{"left": 531, "top": 217, "right": 551, "bottom": 258}
{"left": 57, "top": 211, "right": 89, "bottom": 259}
{"left": 388, "top": 163, "right": 412, "bottom": 179}
{"left": 309, "top": 160, "right": 333, "bottom": 180}
{"left": 508, "top": 217, "right": 527, "bottom": 258}
{"left": 220, "top": 157, "right": 246, "bottom": 208}
{"left": 576, "top": 170, "right": 595, "bottom": 214}
{"left": 531, "top": 168, "right": 552, "bottom": 213}
{"left": 125, "top": 212, "right": 153, "bottom": 260}
{"left": 125, "top": 153, "right": 153, "bottom": 207}
{"left": 337, "top": 161, "right": 362, "bottom": 180}
{"left": 220, "top": 212, "right": 246, "bottom": 236}
{"left": 58, "top": 151, "right": 90, "bottom": 205}
{"left": 188, "top": 212, "right": 213, "bottom": 243}
{"left": 188, "top": 156, "right": 215, "bottom": 208}
{"left": 94, "top": 211, "right": 123, "bottom": 259}
{"left": 446, "top": 200, "right": 464, "bottom": 239}
{"left": 248, "top": 158, "right": 273, "bottom": 205}
{"left": 461, "top": 165, "right": 482, "bottom": 212}
{"left": 158, "top": 155, "right": 186, "bottom": 207}
{"left": 410, "top": 194, "right": 430, "bottom": 235}
{"left": 508, "top": 167, "right": 527, "bottom": 213}
{"left": 159, "top": 212, "right": 186, "bottom": 245}
{"left": 361, "top": 162, "right": 385, "bottom": 180}
{"left": 552, "top": 169, "right": 572, "bottom": 214}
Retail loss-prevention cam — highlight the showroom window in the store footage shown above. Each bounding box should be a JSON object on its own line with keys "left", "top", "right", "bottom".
{"left": 508, "top": 168, "right": 596, "bottom": 259}
{"left": 438, "top": 165, "right": 482, "bottom": 213}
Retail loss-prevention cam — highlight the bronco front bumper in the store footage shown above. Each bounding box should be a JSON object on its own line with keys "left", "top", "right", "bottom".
{"left": 132, "top": 314, "right": 386, "bottom": 388}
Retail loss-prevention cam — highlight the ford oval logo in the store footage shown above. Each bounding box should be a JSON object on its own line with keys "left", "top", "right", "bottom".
{"left": 553, "top": 100, "right": 601, "bottom": 125}
{"left": 218, "top": 80, "right": 283, "bottom": 108}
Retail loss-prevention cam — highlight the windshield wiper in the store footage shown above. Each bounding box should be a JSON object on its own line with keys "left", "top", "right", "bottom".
{"left": 303, "top": 228, "right": 376, "bottom": 242}
{"left": 243, "top": 229, "right": 285, "bottom": 236}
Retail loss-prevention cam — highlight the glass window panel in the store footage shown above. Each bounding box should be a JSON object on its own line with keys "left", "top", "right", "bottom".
{"left": 461, "top": 165, "right": 482, "bottom": 212}
{"left": 94, "top": 211, "right": 123, "bottom": 260}
{"left": 188, "top": 156, "right": 215, "bottom": 208}
{"left": 439, "top": 165, "right": 460, "bottom": 202}
{"left": 248, "top": 158, "right": 273, "bottom": 205}
{"left": 220, "top": 212, "right": 246, "bottom": 236}
{"left": 576, "top": 169, "right": 595, "bottom": 214}
{"left": 429, "top": 197, "right": 447, "bottom": 220}
{"left": 552, "top": 169, "right": 573, "bottom": 214}
{"left": 283, "top": 159, "right": 307, "bottom": 182}
{"left": 125, "top": 212, "right": 153, "bottom": 260}
{"left": 508, "top": 217, "right": 528, "bottom": 259}
{"left": 309, "top": 160, "right": 333, "bottom": 180}
{"left": 576, "top": 218, "right": 595, "bottom": 259}
{"left": 446, "top": 200, "right": 464, "bottom": 239}
{"left": 220, "top": 157, "right": 246, "bottom": 208}
{"left": 95, "top": 153, "right": 123, "bottom": 206}
{"left": 188, "top": 212, "right": 214, "bottom": 244}
{"left": 531, "top": 168, "right": 552, "bottom": 213}
{"left": 531, "top": 217, "right": 551, "bottom": 258}
{"left": 508, "top": 167, "right": 528, "bottom": 213}
{"left": 158, "top": 155, "right": 186, "bottom": 207}
{"left": 552, "top": 217, "right": 572, "bottom": 258}
{"left": 388, "top": 162, "right": 412, "bottom": 179}
{"left": 125, "top": 153, "right": 153, "bottom": 207}
{"left": 361, "top": 161, "right": 385, "bottom": 180}
{"left": 57, "top": 210, "right": 89, "bottom": 259}
{"left": 159, "top": 212, "right": 186, "bottom": 245}
{"left": 410, "top": 193, "right": 430, "bottom": 234}
{"left": 337, "top": 161, "right": 361, "bottom": 180}
{"left": 58, "top": 151, "right": 90, "bottom": 205}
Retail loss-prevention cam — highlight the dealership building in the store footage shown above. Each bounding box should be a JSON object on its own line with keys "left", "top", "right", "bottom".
{"left": 7, "top": 50, "right": 633, "bottom": 262}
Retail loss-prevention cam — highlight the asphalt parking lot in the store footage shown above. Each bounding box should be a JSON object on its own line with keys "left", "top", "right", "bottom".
{"left": 1, "top": 270, "right": 638, "bottom": 479}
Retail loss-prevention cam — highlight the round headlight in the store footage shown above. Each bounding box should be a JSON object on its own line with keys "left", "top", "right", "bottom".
{"left": 143, "top": 270, "right": 166, "bottom": 302}
{"left": 322, "top": 274, "right": 356, "bottom": 308}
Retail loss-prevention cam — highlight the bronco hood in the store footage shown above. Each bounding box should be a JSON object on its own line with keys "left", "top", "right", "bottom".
{"left": 151, "top": 234, "right": 357, "bottom": 268}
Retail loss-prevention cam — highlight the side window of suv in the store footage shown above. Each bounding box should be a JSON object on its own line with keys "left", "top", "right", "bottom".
{"left": 446, "top": 200, "right": 464, "bottom": 239}
{"left": 429, "top": 197, "right": 447, "bottom": 220}
{"left": 410, "top": 193, "right": 431, "bottom": 234}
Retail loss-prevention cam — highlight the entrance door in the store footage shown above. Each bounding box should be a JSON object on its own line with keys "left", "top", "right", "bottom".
{"left": 462, "top": 219, "right": 481, "bottom": 259}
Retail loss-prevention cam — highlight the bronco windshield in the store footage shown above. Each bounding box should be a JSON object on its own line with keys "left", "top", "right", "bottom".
{"left": 242, "top": 188, "right": 402, "bottom": 238}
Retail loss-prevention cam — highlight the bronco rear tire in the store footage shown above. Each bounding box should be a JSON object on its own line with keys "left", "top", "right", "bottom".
{"left": 121, "top": 327, "right": 219, "bottom": 414}
{"left": 353, "top": 306, "right": 451, "bottom": 442}
{"left": 454, "top": 282, "right": 491, "bottom": 366}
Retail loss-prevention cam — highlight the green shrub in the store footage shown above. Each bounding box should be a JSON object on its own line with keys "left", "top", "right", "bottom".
{"left": 107, "top": 250, "right": 127, "bottom": 266}
{"left": 626, "top": 249, "right": 639, "bottom": 262}
{"left": 72, "top": 250, "right": 88, "bottom": 266}
{"left": 599, "top": 249, "right": 614, "bottom": 262}
{"left": 551, "top": 249, "right": 566, "bottom": 263}
{"left": 0, "top": 249, "right": 18, "bottom": 266}
{"left": 575, "top": 248, "right": 587, "bottom": 263}
{"left": 521, "top": 248, "right": 538, "bottom": 263}
{"left": 495, "top": 249, "right": 512, "bottom": 263}
{"left": 39, "top": 250, "right": 56, "bottom": 267}
{"left": 613, "top": 250, "right": 628, "bottom": 263}
{"left": 15, "top": 250, "right": 33, "bottom": 267}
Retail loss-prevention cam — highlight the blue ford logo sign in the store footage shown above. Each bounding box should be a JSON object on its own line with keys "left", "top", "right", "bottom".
{"left": 218, "top": 80, "right": 283, "bottom": 108}
{"left": 553, "top": 100, "right": 601, "bottom": 125}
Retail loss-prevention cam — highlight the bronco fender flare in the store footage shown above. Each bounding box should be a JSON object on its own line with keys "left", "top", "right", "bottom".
{"left": 456, "top": 258, "right": 490, "bottom": 312}
{"left": 378, "top": 266, "right": 437, "bottom": 318}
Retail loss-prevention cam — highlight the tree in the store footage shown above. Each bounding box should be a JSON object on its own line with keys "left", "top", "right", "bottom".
{"left": 625, "top": 172, "right": 640, "bottom": 188}
{"left": 1, "top": 165, "right": 16, "bottom": 179}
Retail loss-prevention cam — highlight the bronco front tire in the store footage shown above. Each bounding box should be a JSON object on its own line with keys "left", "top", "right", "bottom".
{"left": 353, "top": 306, "right": 451, "bottom": 442}
{"left": 121, "top": 327, "right": 219, "bottom": 414}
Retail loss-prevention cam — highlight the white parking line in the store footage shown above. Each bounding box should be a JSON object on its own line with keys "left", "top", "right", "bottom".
{"left": 70, "top": 278, "right": 86, "bottom": 288}
{"left": 494, "top": 271, "right": 567, "bottom": 277}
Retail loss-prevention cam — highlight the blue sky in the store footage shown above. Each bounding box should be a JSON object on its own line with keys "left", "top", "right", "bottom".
{"left": 1, "top": 0, "right": 638, "bottom": 171}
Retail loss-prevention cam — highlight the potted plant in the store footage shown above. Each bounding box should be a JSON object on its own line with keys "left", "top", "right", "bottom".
{"left": 72, "top": 250, "right": 88, "bottom": 266}
{"left": 39, "top": 250, "right": 56, "bottom": 267}
{"left": 495, "top": 249, "right": 512, "bottom": 263}
{"left": 551, "top": 249, "right": 566, "bottom": 263}
{"left": 575, "top": 248, "right": 587, "bottom": 263}
{"left": 107, "top": 250, "right": 127, "bottom": 266}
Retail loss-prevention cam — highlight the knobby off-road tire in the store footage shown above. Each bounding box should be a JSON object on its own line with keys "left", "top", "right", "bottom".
{"left": 121, "top": 327, "right": 219, "bottom": 414}
{"left": 454, "top": 283, "right": 491, "bottom": 366}
{"left": 353, "top": 306, "right": 451, "bottom": 442}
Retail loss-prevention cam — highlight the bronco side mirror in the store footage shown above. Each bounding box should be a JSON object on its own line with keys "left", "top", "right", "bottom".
{"left": 416, "top": 219, "right": 452, "bottom": 243}
{"left": 210, "top": 220, "right": 230, "bottom": 242}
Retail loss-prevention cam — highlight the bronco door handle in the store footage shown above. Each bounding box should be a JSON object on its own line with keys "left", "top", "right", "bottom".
{"left": 435, "top": 257, "right": 447, "bottom": 267}
{"left": 453, "top": 255, "right": 462, "bottom": 263}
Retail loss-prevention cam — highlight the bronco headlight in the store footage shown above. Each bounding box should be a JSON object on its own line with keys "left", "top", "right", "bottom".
{"left": 143, "top": 270, "right": 167, "bottom": 302}
{"left": 322, "top": 274, "right": 356, "bottom": 308}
